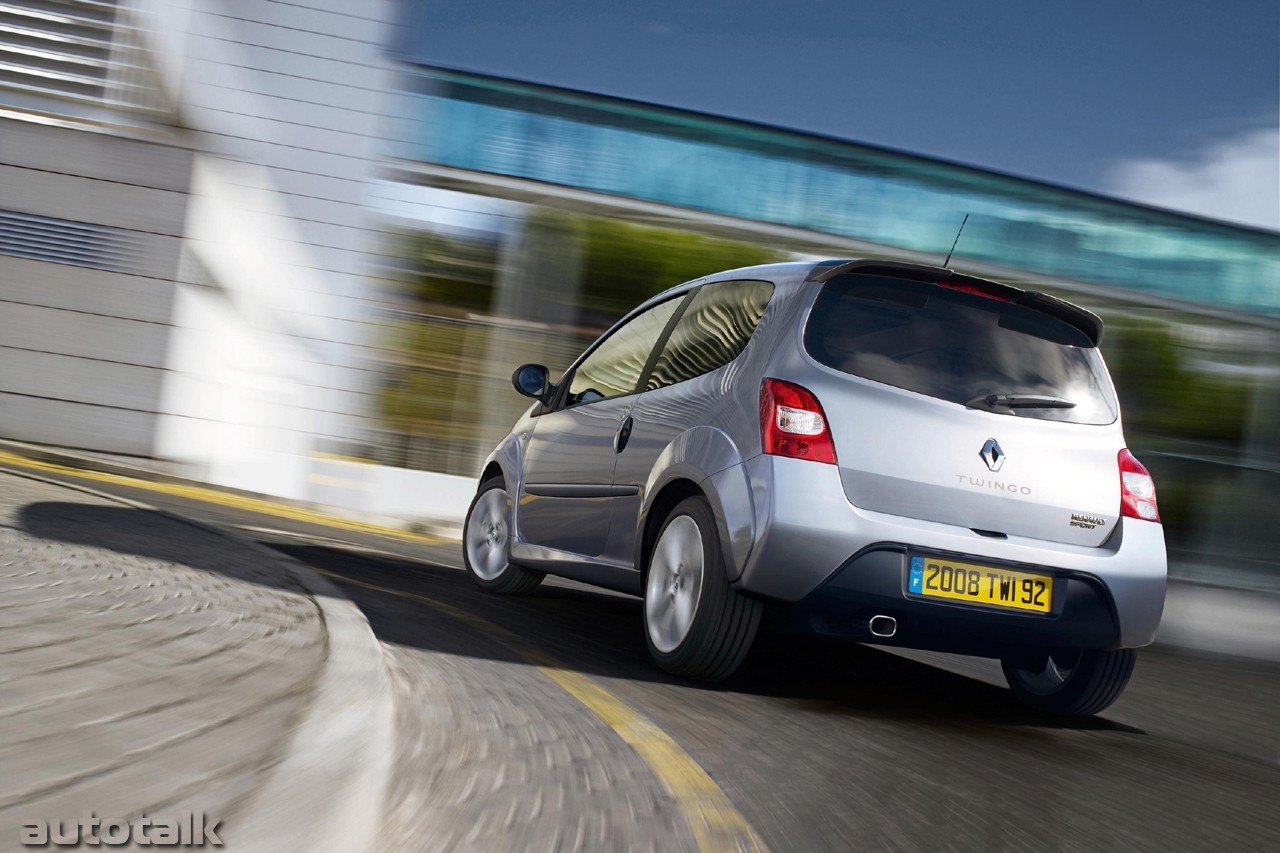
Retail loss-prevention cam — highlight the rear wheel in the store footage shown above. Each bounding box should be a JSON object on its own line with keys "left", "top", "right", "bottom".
{"left": 463, "top": 477, "right": 544, "bottom": 595}
{"left": 644, "top": 496, "right": 761, "bottom": 681}
{"left": 1001, "top": 647, "right": 1137, "bottom": 716}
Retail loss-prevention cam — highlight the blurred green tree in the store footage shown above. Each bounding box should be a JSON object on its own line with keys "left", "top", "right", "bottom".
{"left": 395, "top": 229, "right": 500, "bottom": 313}
{"left": 376, "top": 212, "right": 785, "bottom": 471}
{"left": 577, "top": 215, "right": 783, "bottom": 323}
{"left": 1105, "top": 318, "right": 1253, "bottom": 446}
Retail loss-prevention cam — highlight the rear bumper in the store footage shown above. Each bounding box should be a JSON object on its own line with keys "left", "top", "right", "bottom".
{"left": 773, "top": 546, "right": 1120, "bottom": 656}
{"left": 734, "top": 455, "right": 1167, "bottom": 648}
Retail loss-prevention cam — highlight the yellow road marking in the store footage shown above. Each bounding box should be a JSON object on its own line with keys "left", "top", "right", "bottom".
{"left": 0, "top": 450, "right": 444, "bottom": 545}
{"left": 0, "top": 447, "right": 763, "bottom": 850}
{"left": 312, "top": 568, "right": 765, "bottom": 853}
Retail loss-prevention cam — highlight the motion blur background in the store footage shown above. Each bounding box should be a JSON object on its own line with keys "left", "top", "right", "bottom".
{"left": 0, "top": 0, "right": 1278, "bottom": 603}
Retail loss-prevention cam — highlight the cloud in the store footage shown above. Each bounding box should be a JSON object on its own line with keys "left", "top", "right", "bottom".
{"left": 1106, "top": 124, "right": 1279, "bottom": 231}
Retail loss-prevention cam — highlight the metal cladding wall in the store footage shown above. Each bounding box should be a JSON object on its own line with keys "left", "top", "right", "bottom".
{"left": 0, "top": 0, "right": 397, "bottom": 495}
{"left": 0, "top": 118, "right": 192, "bottom": 455}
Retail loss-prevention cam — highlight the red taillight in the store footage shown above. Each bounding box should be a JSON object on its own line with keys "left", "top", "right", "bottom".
{"left": 760, "top": 378, "right": 837, "bottom": 464}
{"left": 1119, "top": 449, "right": 1160, "bottom": 522}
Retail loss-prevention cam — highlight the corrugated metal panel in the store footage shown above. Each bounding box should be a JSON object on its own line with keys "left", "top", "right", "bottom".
{"left": 0, "top": 1, "right": 115, "bottom": 101}
{"left": 0, "top": 0, "right": 166, "bottom": 117}
{"left": 0, "top": 206, "right": 145, "bottom": 272}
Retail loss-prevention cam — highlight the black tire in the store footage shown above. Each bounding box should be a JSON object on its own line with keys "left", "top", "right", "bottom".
{"left": 643, "top": 496, "right": 761, "bottom": 681}
{"left": 1001, "top": 647, "right": 1137, "bottom": 716}
{"left": 462, "top": 476, "right": 544, "bottom": 595}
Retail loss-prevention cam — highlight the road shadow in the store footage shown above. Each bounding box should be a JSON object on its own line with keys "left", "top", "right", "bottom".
{"left": 267, "top": 539, "right": 1144, "bottom": 734}
{"left": 17, "top": 501, "right": 313, "bottom": 593}
{"left": 14, "top": 500, "right": 1142, "bottom": 733}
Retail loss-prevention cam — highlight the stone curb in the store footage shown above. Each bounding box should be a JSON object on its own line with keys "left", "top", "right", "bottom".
{"left": 0, "top": 465, "right": 396, "bottom": 853}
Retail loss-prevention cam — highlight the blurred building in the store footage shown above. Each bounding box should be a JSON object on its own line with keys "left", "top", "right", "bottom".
{"left": 2, "top": 4, "right": 1280, "bottom": 588}
{"left": 385, "top": 66, "right": 1280, "bottom": 319}
{"left": 0, "top": 0, "right": 396, "bottom": 497}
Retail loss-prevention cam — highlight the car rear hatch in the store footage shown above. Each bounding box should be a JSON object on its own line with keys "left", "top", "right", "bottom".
{"left": 801, "top": 268, "right": 1122, "bottom": 547}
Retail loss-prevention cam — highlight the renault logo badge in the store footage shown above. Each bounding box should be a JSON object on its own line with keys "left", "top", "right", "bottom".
{"left": 980, "top": 438, "right": 1005, "bottom": 472}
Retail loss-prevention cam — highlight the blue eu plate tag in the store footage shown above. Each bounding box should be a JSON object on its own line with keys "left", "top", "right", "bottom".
{"left": 908, "top": 556, "right": 924, "bottom": 594}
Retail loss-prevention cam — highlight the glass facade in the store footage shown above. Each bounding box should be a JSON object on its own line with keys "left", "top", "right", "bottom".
{"left": 391, "top": 66, "right": 1280, "bottom": 317}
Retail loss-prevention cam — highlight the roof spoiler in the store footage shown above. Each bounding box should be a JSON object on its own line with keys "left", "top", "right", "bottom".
{"left": 807, "top": 259, "right": 952, "bottom": 283}
{"left": 806, "top": 259, "right": 1104, "bottom": 346}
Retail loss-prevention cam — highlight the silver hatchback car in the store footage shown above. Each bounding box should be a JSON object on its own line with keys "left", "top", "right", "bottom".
{"left": 464, "top": 259, "right": 1166, "bottom": 715}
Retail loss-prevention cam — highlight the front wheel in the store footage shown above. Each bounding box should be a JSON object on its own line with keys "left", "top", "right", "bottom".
{"left": 463, "top": 477, "right": 544, "bottom": 595}
{"left": 644, "top": 496, "right": 761, "bottom": 681}
{"left": 1001, "top": 647, "right": 1137, "bottom": 716}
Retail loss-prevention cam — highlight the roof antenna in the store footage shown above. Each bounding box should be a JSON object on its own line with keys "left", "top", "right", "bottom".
{"left": 942, "top": 213, "right": 969, "bottom": 268}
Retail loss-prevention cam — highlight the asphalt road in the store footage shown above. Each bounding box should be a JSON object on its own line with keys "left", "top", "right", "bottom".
{"left": 10, "top": 460, "right": 1280, "bottom": 851}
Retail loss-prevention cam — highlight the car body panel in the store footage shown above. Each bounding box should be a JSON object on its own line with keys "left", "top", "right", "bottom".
{"left": 485, "top": 427, "right": 526, "bottom": 516}
{"left": 738, "top": 453, "right": 1166, "bottom": 647}
{"left": 477, "top": 258, "right": 1167, "bottom": 654}
{"left": 630, "top": 425, "right": 757, "bottom": 579}
{"left": 702, "top": 459, "right": 757, "bottom": 581}
{"left": 775, "top": 278, "right": 1124, "bottom": 548}
{"left": 518, "top": 395, "right": 634, "bottom": 556}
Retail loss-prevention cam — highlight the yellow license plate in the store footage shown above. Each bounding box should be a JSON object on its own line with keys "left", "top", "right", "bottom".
{"left": 908, "top": 555, "right": 1053, "bottom": 613}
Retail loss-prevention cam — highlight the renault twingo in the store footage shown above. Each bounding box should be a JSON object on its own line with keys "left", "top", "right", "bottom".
{"left": 464, "top": 259, "right": 1166, "bottom": 716}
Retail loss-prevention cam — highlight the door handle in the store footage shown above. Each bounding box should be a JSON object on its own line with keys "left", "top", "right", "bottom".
{"left": 614, "top": 416, "right": 634, "bottom": 453}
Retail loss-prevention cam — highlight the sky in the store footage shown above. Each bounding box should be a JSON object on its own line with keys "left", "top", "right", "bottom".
{"left": 403, "top": 0, "right": 1280, "bottom": 231}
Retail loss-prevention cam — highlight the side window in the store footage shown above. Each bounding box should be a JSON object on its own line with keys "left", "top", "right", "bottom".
{"left": 566, "top": 296, "right": 684, "bottom": 406}
{"left": 645, "top": 280, "right": 774, "bottom": 391}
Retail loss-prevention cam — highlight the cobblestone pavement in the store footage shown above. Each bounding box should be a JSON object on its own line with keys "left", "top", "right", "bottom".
{"left": 0, "top": 465, "right": 709, "bottom": 853}
{"left": 5, "top": 453, "right": 1280, "bottom": 852}
{"left": 376, "top": 640, "right": 696, "bottom": 853}
{"left": 0, "top": 472, "right": 325, "bottom": 846}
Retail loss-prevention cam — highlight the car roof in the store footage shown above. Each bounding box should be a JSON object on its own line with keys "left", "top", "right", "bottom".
{"left": 635, "top": 258, "right": 1104, "bottom": 345}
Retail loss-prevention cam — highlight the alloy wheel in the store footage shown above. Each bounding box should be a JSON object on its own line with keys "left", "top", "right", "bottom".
{"left": 465, "top": 487, "right": 510, "bottom": 581}
{"left": 645, "top": 515, "right": 706, "bottom": 654}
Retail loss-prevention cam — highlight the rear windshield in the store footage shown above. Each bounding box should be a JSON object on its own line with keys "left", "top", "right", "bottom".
{"left": 803, "top": 275, "right": 1118, "bottom": 425}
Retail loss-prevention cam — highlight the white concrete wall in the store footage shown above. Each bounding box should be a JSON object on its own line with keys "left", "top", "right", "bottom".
{"left": 2, "top": 0, "right": 398, "bottom": 479}
{"left": 142, "top": 0, "right": 400, "bottom": 494}
{"left": 306, "top": 456, "right": 475, "bottom": 527}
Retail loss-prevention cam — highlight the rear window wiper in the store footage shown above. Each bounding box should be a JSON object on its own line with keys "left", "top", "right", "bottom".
{"left": 966, "top": 394, "right": 1077, "bottom": 410}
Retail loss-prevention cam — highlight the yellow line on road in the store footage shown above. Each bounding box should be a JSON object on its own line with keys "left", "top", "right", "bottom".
{"left": 0, "top": 450, "right": 444, "bottom": 545}
{"left": 312, "top": 568, "right": 766, "bottom": 853}
{"left": 0, "top": 447, "right": 762, "bottom": 849}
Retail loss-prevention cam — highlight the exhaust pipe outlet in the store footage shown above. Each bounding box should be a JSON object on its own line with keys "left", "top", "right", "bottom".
{"left": 869, "top": 615, "right": 897, "bottom": 638}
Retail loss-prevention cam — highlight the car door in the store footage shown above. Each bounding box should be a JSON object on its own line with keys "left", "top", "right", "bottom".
{"left": 604, "top": 280, "right": 776, "bottom": 564}
{"left": 517, "top": 294, "right": 688, "bottom": 558}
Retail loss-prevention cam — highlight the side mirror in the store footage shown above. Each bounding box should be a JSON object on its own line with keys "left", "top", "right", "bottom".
{"left": 511, "top": 363, "right": 551, "bottom": 401}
